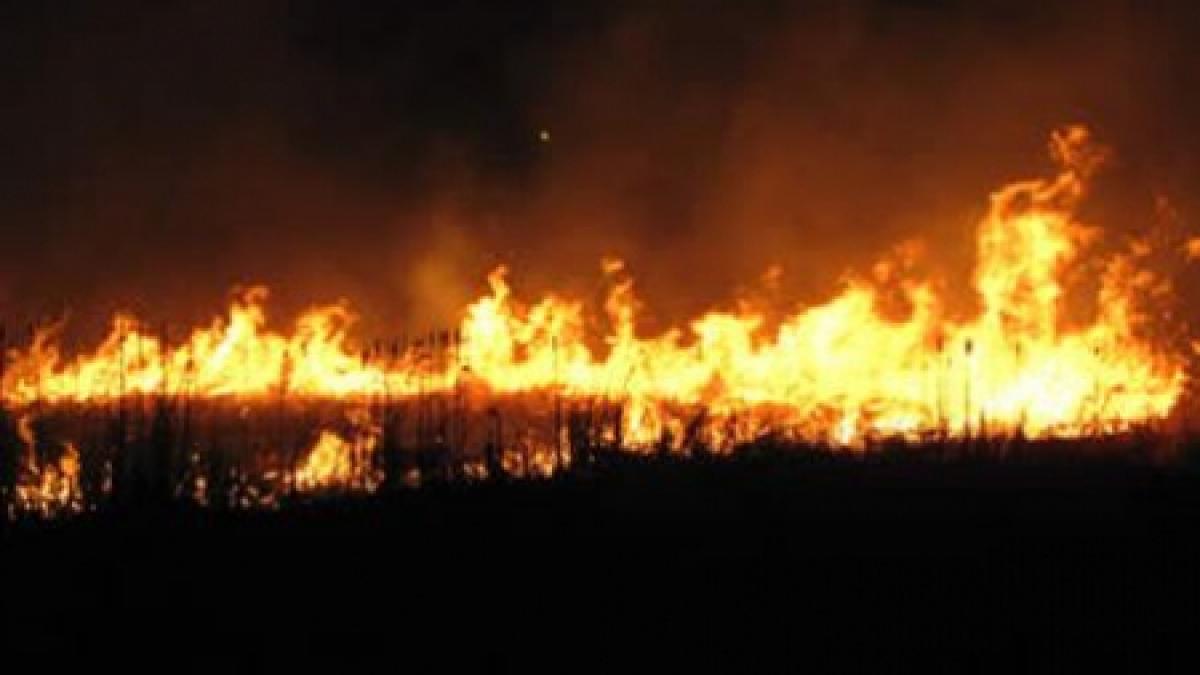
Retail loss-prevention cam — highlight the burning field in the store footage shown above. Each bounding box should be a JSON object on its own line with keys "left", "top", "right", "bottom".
{"left": 13, "top": 4, "right": 1200, "bottom": 667}
{"left": 2, "top": 126, "right": 1197, "bottom": 518}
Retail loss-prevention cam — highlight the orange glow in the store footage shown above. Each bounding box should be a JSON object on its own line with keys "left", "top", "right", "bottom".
{"left": 0, "top": 127, "right": 1189, "bottom": 452}
{"left": 292, "top": 408, "right": 382, "bottom": 493}
{"left": 292, "top": 431, "right": 357, "bottom": 492}
{"left": 12, "top": 414, "right": 82, "bottom": 517}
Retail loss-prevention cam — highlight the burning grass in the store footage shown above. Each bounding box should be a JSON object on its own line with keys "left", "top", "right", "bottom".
{"left": 0, "top": 126, "right": 1197, "bottom": 518}
{"left": 0, "top": 390, "right": 1187, "bottom": 521}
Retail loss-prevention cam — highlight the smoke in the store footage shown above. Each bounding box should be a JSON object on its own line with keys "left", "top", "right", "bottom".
{"left": 1, "top": 0, "right": 1198, "bottom": 339}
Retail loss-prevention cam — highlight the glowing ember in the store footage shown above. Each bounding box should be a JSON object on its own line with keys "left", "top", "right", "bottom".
{"left": 0, "top": 127, "right": 1189, "bottom": 454}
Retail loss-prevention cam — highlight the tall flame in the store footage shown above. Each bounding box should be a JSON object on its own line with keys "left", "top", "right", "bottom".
{"left": 0, "top": 127, "right": 1188, "bottom": 450}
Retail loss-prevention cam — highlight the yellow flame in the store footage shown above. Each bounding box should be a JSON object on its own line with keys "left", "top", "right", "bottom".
{"left": 292, "top": 408, "right": 382, "bottom": 492}
{"left": 293, "top": 431, "right": 356, "bottom": 491}
{"left": 13, "top": 414, "right": 82, "bottom": 516}
{"left": 0, "top": 127, "right": 1188, "bottom": 450}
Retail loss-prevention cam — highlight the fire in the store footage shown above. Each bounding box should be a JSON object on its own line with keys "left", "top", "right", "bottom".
{"left": 293, "top": 432, "right": 357, "bottom": 492}
{"left": 292, "top": 409, "right": 382, "bottom": 493}
{"left": 0, "top": 126, "right": 1189, "bottom": 456}
{"left": 11, "top": 414, "right": 83, "bottom": 516}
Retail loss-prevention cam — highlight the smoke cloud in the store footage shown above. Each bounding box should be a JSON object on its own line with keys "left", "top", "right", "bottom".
{"left": 1, "top": 0, "right": 1198, "bottom": 339}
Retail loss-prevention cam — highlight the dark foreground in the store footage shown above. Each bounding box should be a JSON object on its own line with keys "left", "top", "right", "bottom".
{"left": 4, "top": 451, "right": 1200, "bottom": 670}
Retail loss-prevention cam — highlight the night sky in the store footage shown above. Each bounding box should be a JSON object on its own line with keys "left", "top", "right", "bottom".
{"left": 2, "top": 0, "right": 1200, "bottom": 339}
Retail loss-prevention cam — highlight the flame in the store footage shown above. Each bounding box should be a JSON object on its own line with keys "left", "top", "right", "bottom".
{"left": 0, "top": 127, "right": 1189, "bottom": 452}
{"left": 12, "top": 414, "right": 82, "bottom": 516}
{"left": 1186, "top": 238, "right": 1200, "bottom": 261}
{"left": 292, "top": 409, "right": 382, "bottom": 492}
{"left": 293, "top": 431, "right": 357, "bottom": 492}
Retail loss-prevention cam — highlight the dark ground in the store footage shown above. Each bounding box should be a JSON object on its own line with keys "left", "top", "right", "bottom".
{"left": 4, "top": 451, "right": 1200, "bottom": 670}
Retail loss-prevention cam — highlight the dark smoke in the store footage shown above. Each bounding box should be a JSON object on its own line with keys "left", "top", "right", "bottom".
{"left": 1, "top": 0, "right": 1199, "bottom": 341}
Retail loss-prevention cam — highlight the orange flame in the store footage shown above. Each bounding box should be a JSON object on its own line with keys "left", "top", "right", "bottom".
{"left": 292, "top": 409, "right": 382, "bottom": 492}
{"left": 0, "top": 127, "right": 1189, "bottom": 450}
{"left": 12, "top": 415, "right": 82, "bottom": 516}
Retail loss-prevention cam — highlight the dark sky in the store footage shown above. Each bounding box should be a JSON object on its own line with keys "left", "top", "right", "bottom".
{"left": 2, "top": 0, "right": 1200, "bottom": 338}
